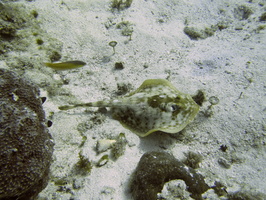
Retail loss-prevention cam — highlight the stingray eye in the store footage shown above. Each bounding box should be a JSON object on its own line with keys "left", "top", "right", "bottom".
{"left": 170, "top": 104, "right": 180, "bottom": 112}
{"left": 162, "top": 103, "right": 181, "bottom": 112}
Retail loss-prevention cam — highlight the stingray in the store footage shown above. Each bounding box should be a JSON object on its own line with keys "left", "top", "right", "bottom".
{"left": 59, "top": 79, "right": 199, "bottom": 137}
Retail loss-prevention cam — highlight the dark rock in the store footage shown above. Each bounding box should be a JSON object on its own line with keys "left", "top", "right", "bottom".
{"left": 192, "top": 90, "right": 206, "bottom": 106}
{"left": 0, "top": 68, "right": 54, "bottom": 199}
{"left": 130, "top": 151, "right": 209, "bottom": 200}
{"left": 259, "top": 12, "right": 266, "bottom": 21}
{"left": 114, "top": 62, "right": 124, "bottom": 70}
{"left": 183, "top": 151, "right": 203, "bottom": 169}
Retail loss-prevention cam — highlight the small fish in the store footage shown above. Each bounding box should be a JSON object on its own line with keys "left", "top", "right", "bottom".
{"left": 59, "top": 79, "right": 199, "bottom": 137}
{"left": 44, "top": 60, "right": 86, "bottom": 70}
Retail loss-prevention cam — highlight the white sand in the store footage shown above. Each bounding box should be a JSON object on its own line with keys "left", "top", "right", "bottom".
{"left": 2, "top": 0, "right": 266, "bottom": 199}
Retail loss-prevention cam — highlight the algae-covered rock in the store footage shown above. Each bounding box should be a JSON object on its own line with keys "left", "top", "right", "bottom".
{"left": 130, "top": 151, "right": 209, "bottom": 200}
{"left": 0, "top": 68, "right": 54, "bottom": 199}
{"left": 110, "top": 133, "right": 127, "bottom": 160}
{"left": 183, "top": 151, "right": 203, "bottom": 169}
{"left": 234, "top": 5, "right": 253, "bottom": 20}
{"left": 259, "top": 12, "right": 266, "bottom": 21}
{"left": 0, "top": 2, "right": 34, "bottom": 54}
{"left": 184, "top": 26, "right": 216, "bottom": 40}
{"left": 111, "top": 0, "right": 133, "bottom": 11}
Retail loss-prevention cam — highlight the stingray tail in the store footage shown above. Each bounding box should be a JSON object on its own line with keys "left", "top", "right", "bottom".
{"left": 58, "top": 103, "right": 92, "bottom": 110}
{"left": 58, "top": 100, "right": 113, "bottom": 110}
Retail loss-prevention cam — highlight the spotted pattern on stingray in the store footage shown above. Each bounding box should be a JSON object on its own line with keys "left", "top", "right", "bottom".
{"left": 59, "top": 79, "right": 199, "bottom": 137}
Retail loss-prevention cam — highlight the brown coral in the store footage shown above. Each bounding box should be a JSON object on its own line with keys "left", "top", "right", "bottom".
{"left": 0, "top": 68, "right": 54, "bottom": 199}
{"left": 130, "top": 151, "right": 209, "bottom": 200}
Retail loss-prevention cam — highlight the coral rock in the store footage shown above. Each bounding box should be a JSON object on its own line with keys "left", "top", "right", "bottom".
{"left": 130, "top": 151, "right": 209, "bottom": 200}
{"left": 0, "top": 68, "right": 54, "bottom": 199}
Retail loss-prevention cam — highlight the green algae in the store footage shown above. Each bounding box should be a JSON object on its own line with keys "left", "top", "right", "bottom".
{"left": 111, "top": 0, "right": 133, "bottom": 11}
{"left": 72, "top": 152, "right": 92, "bottom": 176}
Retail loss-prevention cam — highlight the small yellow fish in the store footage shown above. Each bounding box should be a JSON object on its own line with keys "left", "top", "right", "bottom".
{"left": 44, "top": 60, "right": 86, "bottom": 70}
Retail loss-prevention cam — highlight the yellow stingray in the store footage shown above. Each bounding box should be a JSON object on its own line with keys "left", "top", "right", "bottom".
{"left": 59, "top": 79, "right": 199, "bottom": 137}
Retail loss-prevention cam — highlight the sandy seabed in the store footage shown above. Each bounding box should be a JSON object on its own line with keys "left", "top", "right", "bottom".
{"left": 1, "top": 0, "right": 266, "bottom": 199}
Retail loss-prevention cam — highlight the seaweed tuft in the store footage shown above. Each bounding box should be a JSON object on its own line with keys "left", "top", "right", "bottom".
{"left": 111, "top": 0, "right": 133, "bottom": 11}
